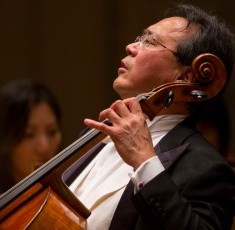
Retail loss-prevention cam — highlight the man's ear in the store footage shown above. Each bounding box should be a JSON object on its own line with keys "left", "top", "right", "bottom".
{"left": 177, "top": 67, "right": 195, "bottom": 83}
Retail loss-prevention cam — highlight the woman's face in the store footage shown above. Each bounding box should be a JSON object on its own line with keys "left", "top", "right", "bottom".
{"left": 10, "top": 102, "right": 62, "bottom": 183}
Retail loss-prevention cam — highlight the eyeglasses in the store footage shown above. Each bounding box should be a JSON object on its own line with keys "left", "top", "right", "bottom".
{"left": 134, "top": 30, "right": 177, "bottom": 56}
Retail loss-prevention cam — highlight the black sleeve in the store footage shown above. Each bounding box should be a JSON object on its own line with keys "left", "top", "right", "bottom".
{"left": 131, "top": 165, "right": 235, "bottom": 230}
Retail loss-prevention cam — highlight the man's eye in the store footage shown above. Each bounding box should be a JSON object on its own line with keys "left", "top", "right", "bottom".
{"left": 144, "top": 40, "right": 151, "bottom": 44}
{"left": 144, "top": 38, "right": 155, "bottom": 46}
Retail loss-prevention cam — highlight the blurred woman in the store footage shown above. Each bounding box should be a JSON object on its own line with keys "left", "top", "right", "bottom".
{"left": 0, "top": 79, "right": 63, "bottom": 193}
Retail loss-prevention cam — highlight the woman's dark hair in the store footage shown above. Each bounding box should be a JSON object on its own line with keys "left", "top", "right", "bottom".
{"left": 0, "top": 79, "right": 61, "bottom": 193}
{"left": 162, "top": 4, "right": 235, "bottom": 82}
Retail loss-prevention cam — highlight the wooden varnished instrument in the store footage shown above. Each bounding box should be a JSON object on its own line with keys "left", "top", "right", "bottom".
{"left": 0, "top": 53, "right": 226, "bottom": 229}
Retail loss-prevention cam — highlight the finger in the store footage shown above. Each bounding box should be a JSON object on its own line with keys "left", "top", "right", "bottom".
{"left": 99, "top": 108, "right": 121, "bottom": 124}
{"left": 110, "top": 100, "right": 131, "bottom": 118}
{"left": 84, "top": 118, "right": 112, "bottom": 135}
{"left": 123, "top": 97, "right": 143, "bottom": 114}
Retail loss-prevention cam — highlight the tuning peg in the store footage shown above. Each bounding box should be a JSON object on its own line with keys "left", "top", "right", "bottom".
{"left": 190, "top": 90, "right": 207, "bottom": 100}
{"left": 163, "top": 90, "right": 174, "bottom": 107}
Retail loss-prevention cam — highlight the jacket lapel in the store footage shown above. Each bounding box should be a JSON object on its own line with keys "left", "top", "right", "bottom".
{"left": 156, "top": 143, "right": 190, "bottom": 170}
{"left": 110, "top": 117, "right": 195, "bottom": 229}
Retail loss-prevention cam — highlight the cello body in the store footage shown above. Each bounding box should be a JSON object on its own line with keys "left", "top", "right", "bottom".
{"left": 0, "top": 183, "right": 86, "bottom": 229}
{"left": 0, "top": 132, "right": 105, "bottom": 229}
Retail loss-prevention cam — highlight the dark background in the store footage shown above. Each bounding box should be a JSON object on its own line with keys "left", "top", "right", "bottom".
{"left": 0, "top": 0, "right": 234, "bottom": 154}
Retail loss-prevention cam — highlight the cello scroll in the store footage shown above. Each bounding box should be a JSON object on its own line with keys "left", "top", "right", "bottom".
{"left": 139, "top": 53, "right": 227, "bottom": 120}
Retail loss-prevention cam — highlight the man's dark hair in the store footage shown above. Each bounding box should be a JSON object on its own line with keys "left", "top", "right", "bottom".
{"left": 162, "top": 4, "right": 235, "bottom": 81}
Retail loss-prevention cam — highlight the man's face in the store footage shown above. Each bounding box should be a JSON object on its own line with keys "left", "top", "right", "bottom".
{"left": 113, "top": 17, "right": 193, "bottom": 99}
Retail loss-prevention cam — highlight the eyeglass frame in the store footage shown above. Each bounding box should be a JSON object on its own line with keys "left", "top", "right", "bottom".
{"left": 134, "top": 29, "right": 177, "bottom": 56}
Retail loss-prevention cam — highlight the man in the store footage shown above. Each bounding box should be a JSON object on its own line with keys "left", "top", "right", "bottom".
{"left": 65, "top": 4, "right": 235, "bottom": 229}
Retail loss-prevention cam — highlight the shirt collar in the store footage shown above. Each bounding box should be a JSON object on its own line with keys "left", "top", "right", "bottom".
{"left": 147, "top": 114, "right": 188, "bottom": 132}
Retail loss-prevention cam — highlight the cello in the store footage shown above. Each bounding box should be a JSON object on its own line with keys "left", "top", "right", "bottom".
{"left": 0, "top": 53, "right": 226, "bottom": 229}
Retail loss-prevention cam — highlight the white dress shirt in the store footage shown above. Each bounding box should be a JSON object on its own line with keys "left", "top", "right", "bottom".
{"left": 69, "top": 115, "right": 186, "bottom": 230}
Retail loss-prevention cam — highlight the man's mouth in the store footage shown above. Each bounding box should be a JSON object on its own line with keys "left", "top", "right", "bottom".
{"left": 118, "top": 60, "right": 128, "bottom": 74}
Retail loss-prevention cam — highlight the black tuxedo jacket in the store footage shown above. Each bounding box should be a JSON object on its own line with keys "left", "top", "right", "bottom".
{"left": 63, "top": 117, "right": 235, "bottom": 230}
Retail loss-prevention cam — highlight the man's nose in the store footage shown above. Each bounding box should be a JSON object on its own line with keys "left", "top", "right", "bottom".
{"left": 125, "top": 42, "right": 139, "bottom": 56}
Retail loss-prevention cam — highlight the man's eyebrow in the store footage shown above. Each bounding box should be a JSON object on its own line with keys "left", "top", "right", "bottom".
{"left": 142, "top": 29, "right": 162, "bottom": 40}
{"left": 142, "top": 29, "right": 152, "bottom": 35}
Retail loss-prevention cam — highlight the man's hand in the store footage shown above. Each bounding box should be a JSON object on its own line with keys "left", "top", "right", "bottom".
{"left": 84, "top": 97, "right": 156, "bottom": 170}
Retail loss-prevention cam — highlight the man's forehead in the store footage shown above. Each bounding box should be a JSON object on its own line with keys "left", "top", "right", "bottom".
{"left": 147, "top": 17, "right": 189, "bottom": 35}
